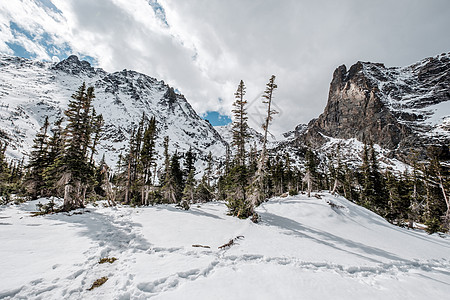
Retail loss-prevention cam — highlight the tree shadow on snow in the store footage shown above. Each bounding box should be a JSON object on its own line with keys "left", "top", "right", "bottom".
{"left": 47, "top": 211, "right": 152, "bottom": 252}
{"left": 154, "top": 205, "right": 224, "bottom": 220}
{"left": 259, "top": 211, "right": 408, "bottom": 264}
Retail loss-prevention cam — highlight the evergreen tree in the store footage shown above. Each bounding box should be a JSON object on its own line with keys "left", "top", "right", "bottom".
{"left": 182, "top": 168, "right": 196, "bottom": 203}
{"left": 250, "top": 75, "right": 278, "bottom": 208}
{"left": 161, "top": 136, "right": 170, "bottom": 185}
{"left": 184, "top": 147, "right": 196, "bottom": 180}
{"left": 205, "top": 151, "right": 213, "bottom": 188}
{"left": 59, "top": 83, "right": 103, "bottom": 210}
{"left": 42, "top": 118, "right": 65, "bottom": 197}
{"left": 0, "top": 141, "right": 11, "bottom": 200}
{"left": 124, "top": 128, "right": 138, "bottom": 204}
{"left": 303, "top": 149, "right": 318, "bottom": 197}
{"left": 232, "top": 80, "right": 250, "bottom": 166}
{"left": 26, "top": 116, "right": 50, "bottom": 199}
{"left": 424, "top": 151, "right": 449, "bottom": 232}
{"left": 141, "top": 116, "right": 157, "bottom": 205}
{"left": 163, "top": 153, "right": 184, "bottom": 203}
{"left": 360, "top": 143, "right": 375, "bottom": 209}
{"left": 89, "top": 112, "right": 104, "bottom": 166}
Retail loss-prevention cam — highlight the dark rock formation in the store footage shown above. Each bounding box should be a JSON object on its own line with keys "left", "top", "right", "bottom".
{"left": 296, "top": 52, "right": 450, "bottom": 159}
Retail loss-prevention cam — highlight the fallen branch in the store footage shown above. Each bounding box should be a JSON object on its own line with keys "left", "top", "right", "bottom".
{"left": 327, "top": 200, "right": 345, "bottom": 209}
{"left": 192, "top": 244, "right": 211, "bottom": 249}
{"left": 87, "top": 276, "right": 108, "bottom": 291}
{"left": 218, "top": 236, "right": 244, "bottom": 249}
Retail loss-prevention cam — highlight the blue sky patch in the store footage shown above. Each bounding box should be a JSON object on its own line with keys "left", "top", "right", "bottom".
{"left": 36, "top": 0, "right": 63, "bottom": 14}
{"left": 7, "top": 21, "right": 96, "bottom": 66}
{"left": 147, "top": 0, "right": 169, "bottom": 27}
{"left": 202, "top": 111, "right": 232, "bottom": 126}
{"left": 5, "top": 42, "right": 35, "bottom": 59}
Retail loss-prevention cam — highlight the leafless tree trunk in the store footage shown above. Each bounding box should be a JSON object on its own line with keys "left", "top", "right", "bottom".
{"left": 303, "top": 171, "right": 313, "bottom": 198}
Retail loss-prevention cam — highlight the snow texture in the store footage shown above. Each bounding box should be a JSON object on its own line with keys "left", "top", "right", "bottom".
{"left": 1, "top": 193, "right": 449, "bottom": 299}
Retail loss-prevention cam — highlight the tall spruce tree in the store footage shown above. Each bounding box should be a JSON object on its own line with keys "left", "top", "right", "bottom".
{"left": 43, "top": 118, "right": 65, "bottom": 197}
{"left": 232, "top": 80, "right": 250, "bottom": 166}
{"left": 163, "top": 153, "right": 184, "bottom": 203}
{"left": 303, "top": 149, "right": 318, "bottom": 197}
{"left": 26, "top": 116, "right": 50, "bottom": 199}
{"left": 0, "top": 141, "right": 11, "bottom": 199}
{"left": 250, "top": 75, "right": 278, "bottom": 208}
{"left": 59, "top": 83, "right": 102, "bottom": 210}
{"left": 141, "top": 116, "right": 157, "bottom": 205}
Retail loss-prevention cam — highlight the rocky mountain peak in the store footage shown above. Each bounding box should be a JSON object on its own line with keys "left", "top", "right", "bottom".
{"left": 53, "top": 55, "right": 97, "bottom": 77}
{"left": 298, "top": 52, "right": 450, "bottom": 159}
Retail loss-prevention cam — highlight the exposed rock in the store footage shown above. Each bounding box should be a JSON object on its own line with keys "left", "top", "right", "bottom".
{"left": 296, "top": 52, "right": 450, "bottom": 159}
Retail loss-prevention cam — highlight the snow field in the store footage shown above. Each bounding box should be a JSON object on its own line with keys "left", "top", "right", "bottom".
{"left": 0, "top": 193, "right": 449, "bottom": 299}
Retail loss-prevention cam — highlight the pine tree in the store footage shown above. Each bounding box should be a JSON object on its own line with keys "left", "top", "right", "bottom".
{"left": 360, "top": 143, "right": 374, "bottom": 208}
{"left": 59, "top": 83, "right": 103, "bottom": 210}
{"left": 424, "top": 151, "right": 449, "bottom": 232}
{"left": 163, "top": 153, "right": 184, "bottom": 203}
{"left": 141, "top": 116, "right": 157, "bottom": 205}
{"left": 232, "top": 80, "right": 250, "bottom": 166}
{"left": 250, "top": 75, "right": 278, "bottom": 207}
{"left": 303, "top": 149, "right": 318, "bottom": 197}
{"left": 182, "top": 168, "right": 196, "bottom": 203}
{"left": 89, "top": 112, "right": 104, "bottom": 166}
{"left": 161, "top": 136, "right": 170, "bottom": 185}
{"left": 124, "top": 128, "right": 137, "bottom": 204}
{"left": 184, "top": 147, "right": 196, "bottom": 180}
{"left": 43, "top": 118, "right": 64, "bottom": 197}
{"left": 26, "top": 116, "right": 50, "bottom": 199}
{"left": 0, "top": 141, "right": 11, "bottom": 199}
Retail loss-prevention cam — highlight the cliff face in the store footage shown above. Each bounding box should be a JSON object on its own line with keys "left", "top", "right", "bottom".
{"left": 300, "top": 52, "right": 450, "bottom": 158}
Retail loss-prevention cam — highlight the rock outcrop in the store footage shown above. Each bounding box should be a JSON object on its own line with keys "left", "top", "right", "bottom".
{"left": 297, "top": 52, "right": 450, "bottom": 159}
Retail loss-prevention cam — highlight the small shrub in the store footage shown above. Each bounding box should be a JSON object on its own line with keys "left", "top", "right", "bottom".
{"left": 99, "top": 257, "right": 117, "bottom": 264}
{"left": 87, "top": 276, "right": 108, "bottom": 290}
{"left": 425, "top": 217, "right": 442, "bottom": 234}
{"left": 32, "top": 200, "right": 57, "bottom": 216}
{"left": 177, "top": 200, "right": 190, "bottom": 210}
{"left": 226, "top": 198, "right": 254, "bottom": 219}
{"left": 288, "top": 189, "right": 298, "bottom": 196}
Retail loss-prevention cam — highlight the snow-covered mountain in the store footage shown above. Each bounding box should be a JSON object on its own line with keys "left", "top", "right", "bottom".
{"left": 0, "top": 54, "right": 227, "bottom": 170}
{"left": 297, "top": 52, "right": 450, "bottom": 161}
{"left": 214, "top": 124, "right": 264, "bottom": 150}
{"left": 1, "top": 193, "right": 449, "bottom": 299}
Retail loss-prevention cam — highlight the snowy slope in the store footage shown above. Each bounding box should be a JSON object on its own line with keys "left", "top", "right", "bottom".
{"left": 1, "top": 193, "right": 449, "bottom": 299}
{"left": 215, "top": 124, "right": 264, "bottom": 150}
{"left": 0, "top": 54, "right": 227, "bottom": 170}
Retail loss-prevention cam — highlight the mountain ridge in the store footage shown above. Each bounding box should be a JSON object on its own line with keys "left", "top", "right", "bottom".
{"left": 0, "top": 54, "right": 227, "bottom": 173}
{"left": 294, "top": 52, "right": 450, "bottom": 160}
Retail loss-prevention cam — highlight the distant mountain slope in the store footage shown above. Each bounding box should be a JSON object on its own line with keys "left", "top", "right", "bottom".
{"left": 0, "top": 54, "right": 227, "bottom": 170}
{"left": 214, "top": 124, "right": 264, "bottom": 150}
{"left": 297, "top": 52, "right": 450, "bottom": 160}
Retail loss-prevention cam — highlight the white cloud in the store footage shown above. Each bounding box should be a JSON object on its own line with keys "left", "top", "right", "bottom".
{"left": 1, "top": 0, "right": 450, "bottom": 136}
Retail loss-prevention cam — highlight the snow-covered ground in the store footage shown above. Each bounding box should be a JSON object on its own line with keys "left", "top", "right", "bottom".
{"left": 1, "top": 193, "right": 449, "bottom": 299}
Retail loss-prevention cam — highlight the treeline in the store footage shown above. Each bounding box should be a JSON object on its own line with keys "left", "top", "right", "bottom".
{"left": 0, "top": 80, "right": 449, "bottom": 233}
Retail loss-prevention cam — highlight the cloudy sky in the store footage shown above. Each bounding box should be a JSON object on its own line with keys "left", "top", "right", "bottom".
{"left": 1, "top": 0, "right": 450, "bottom": 136}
